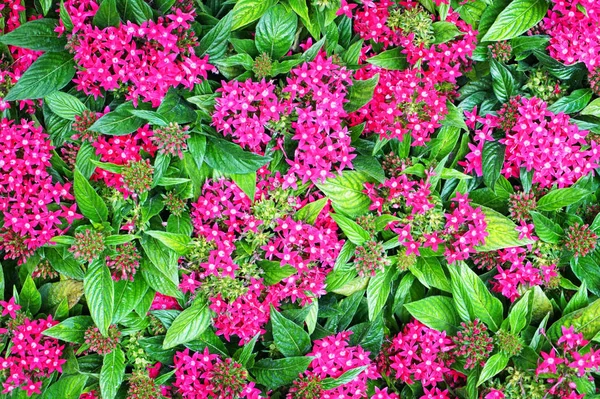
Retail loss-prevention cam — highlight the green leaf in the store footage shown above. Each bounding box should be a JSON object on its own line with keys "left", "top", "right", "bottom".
{"left": 140, "top": 239, "right": 181, "bottom": 298}
{"left": 84, "top": 260, "right": 115, "bottom": 336}
{"left": 489, "top": 58, "right": 514, "bottom": 103}
{"left": 481, "top": 0, "right": 549, "bottom": 41}
{"left": 344, "top": 74, "right": 380, "bottom": 113}
{"left": 508, "top": 289, "right": 533, "bottom": 334}
{"left": 255, "top": 5, "right": 298, "bottom": 59}
{"left": 144, "top": 231, "right": 190, "bottom": 255}
{"left": 117, "top": 0, "right": 153, "bottom": 24}
{"left": 476, "top": 206, "right": 535, "bottom": 251}
{"left": 295, "top": 198, "right": 328, "bottom": 225}
{"left": 366, "top": 47, "right": 407, "bottom": 70}
{"left": 404, "top": 296, "right": 460, "bottom": 334}
{"left": 197, "top": 13, "right": 232, "bottom": 60}
{"left": 442, "top": 102, "right": 469, "bottom": 131}
{"left": 330, "top": 213, "right": 370, "bottom": 246}
{"left": 477, "top": 353, "right": 509, "bottom": 386}
{"left": 205, "top": 136, "right": 271, "bottom": 174}
{"left": 100, "top": 347, "right": 125, "bottom": 399}
{"left": 185, "top": 328, "right": 229, "bottom": 358}
{"left": 432, "top": 21, "right": 461, "bottom": 44}
{"left": 74, "top": 169, "right": 108, "bottom": 223}
{"left": 449, "top": 262, "right": 504, "bottom": 331}
{"left": 564, "top": 281, "right": 588, "bottom": 315}
{"left": 260, "top": 261, "right": 297, "bottom": 286}
{"left": 5, "top": 51, "right": 75, "bottom": 101}
{"left": 42, "top": 375, "right": 87, "bottom": 399}
{"left": 93, "top": 0, "right": 120, "bottom": 28}
{"left": 271, "top": 307, "right": 311, "bottom": 357}
{"left": 43, "top": 316, "right": 94, "bottom": 343}
{"left": 89, "top": 103, "right": 145, "bottom": 135}
{"left": 315, "top": 171, "right": 372, "bottom": 218}
{"left": 45, "top": 91, "right": 88, "bottom": 121}
{"left": 482, "top": 141, "right": 505, "bottom": 192}
{"left": 548, "top": 88, "right": 593, "bottom": 114}
{"left": 129, "top": 110, "right": 169, "bottom": 126}
{"left": 76, "top": 141, "right": 101, "bottom": 179}
{"left": 530, "top": 211, "right": 564, "bottom": 244}
{"left": 409, "top": 257, "right": 451, "bottom": 292}
{"left": 367, "top": 265, "right": 398, "bottom": 320}
{"left": 321, "top": 366, "right": 368, "bottom": 390}
{"left": 163, "top": 297, "right": 211, "bottom": 349}
{"left": 231, "top": 172, "right": 257, "bottom": 202}
{"left": 157, "top": 89, "right": 197, "bottom": 124}
{"left": 0, "top": 19, "right": 66, "bottom": 51}
{"left": 251, "top": 357, "right": 312, "bottom": 390}
{"left": 231, "top": 0, "right": 276, "bottom": 30}
{"left": 112, "top": 276, "right": 147, "bottom": 323}
{"left": 581, "top": 97, "right": 600, "bottom": 117}
{"left": 547, "top": 299, "right": 600, "bottom": 341}
{"left": 571, "top": 257, "right": 600, "bottom": 297}
{"left": 537, "top": 187, "right": 591, "bottom": 211}
{"left": 20, "top": 276, "right": 42, "bottom": 315}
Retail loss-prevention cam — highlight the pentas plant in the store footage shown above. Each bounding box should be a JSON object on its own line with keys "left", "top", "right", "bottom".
{"left": 3, "top": 0, "right": 600, "bottom": 398}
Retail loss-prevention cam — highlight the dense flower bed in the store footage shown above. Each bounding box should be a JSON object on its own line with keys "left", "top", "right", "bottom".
{"left": 1, "top": 0, "right": 600, "bottom": 398}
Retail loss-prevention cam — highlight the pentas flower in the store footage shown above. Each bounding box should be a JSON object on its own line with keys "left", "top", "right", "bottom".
{"left": 508, "top": 191, "right": 537, "bottom": 222}
{"left": 0, "top": 316, "right": 66, "bottom": 396}
{"left": 351, "top": 66, "right": 450, "bottom": 146}
{"left": 563, "top": 223, "right": 597, "bottom": 257}
{"left": 106, "top": 243, "right": 142, "bottom": 281}
{"left": 485, "top": 389, "right": 505, "bottom": 399}
{"left": 382, "top": 321, "right": 454, "bottom": 388}
{"left": 462, "top": 97, "right": 600, "bottom": 188}
{"left": 0, "top": 119, "right": 80, "bottom": 263}
{"left": 288, "top": 332, "right": 379, "bottom": 399}
{"left": 543, "top": 0, "right": 600, "bottom": 77}
{"left": 536, "top": 326, "right": 600, "bottom": 398}
{"left": 151, "top": 122, "right": 190, "bottom": 158}
{"left": 371, "top": 387, "right": 399, "bottom": 399}
{"left": 452, "top": 319, "right": 494, "bottom": 369}
{"left": 213, "top": 79, "right": 283, "bottom": 152}
{"left": 91, "top": 125, "right": 156, "bottom": 196}
{"left": 282, "top": 53, "right": 355, "bottom": 187}
{"left": 351, "top": 2, "right": 475, "bottom": 145}
{"left": 150, "top": 293, "right": 181, "bottom": 311}
{"left": 442, "top": 193, "right": 488, "bottom": 263}
{"left": 189, "top": 169, "right": 342, "bottom": 343}
{"left": 84, "top": 324, "right": 121, "bottom": 355}
{"left": 173, "top": 348, "right": 264, "bottom": 399}
{"left": 69, "top": 229, "right": 105, "bottom": 263}
{"left": 481, "top": 246, "right": 558, "bottom": 301}
{"left": 0, "top": 298, "right": 20, "bottom": 319}
{"left": 63, "top": 0, "right": 213, "bottom": 106}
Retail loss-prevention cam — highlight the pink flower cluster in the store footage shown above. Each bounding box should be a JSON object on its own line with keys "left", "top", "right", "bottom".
{"left": 479, "top": 246, "right": 558, "bottom": 302}
{"left": 0, "top": 119, "right": 80, "bottom": 263}
{"left": 61, "top": 0, "right": 212, "bottom": 106}
{"left": 213, "top": 79, "right": 283, "bottom": 152}
{"left": 150, "top": 293, "right": 182, "bottom": 311}
{"left": 0, "top": 315, "right": 66, "bottom": 396}
{"left": 173, "top": 348, "right": 263, "bottom": 399}
{"left": 282, "top": 54, "right": 355, "bottom": 187}
{"left": 543, "top": 0, "right": 600, "bottom": 70}
{"left": 290, "top": 331, "right": 379, "bottom": 398}
{"left": 91, "top": 124, "right": 156, "bottom": 196}
{"left": 463, "top": 97, "right": 600, "bottom": 188}
{"left": 383, "top": 321, "right": 455, "bottom": 397}
{"left": 189, "top": 169, "right": 342, "bottom": 343}
{"left": 536, "top": 326, "right": 600, "bottom": 399}
{"left": 442, "top": 193, "right": 488, "bottom": 263}
{"left": 0, "top": 0, "right": 41, "bottom": 113}
{"left": 351, "top": 3, "right": 476, "bottom": 145}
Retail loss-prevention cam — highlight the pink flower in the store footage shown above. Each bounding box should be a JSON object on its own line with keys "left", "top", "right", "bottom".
{"left": 0, "top": 297, "right": 20, "bottom": 319}
{"left": 536, "top": 349, "right": 564, "bottom": 375}
{"left": 485, "top": 390, "right": 505, "bottom": 399}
